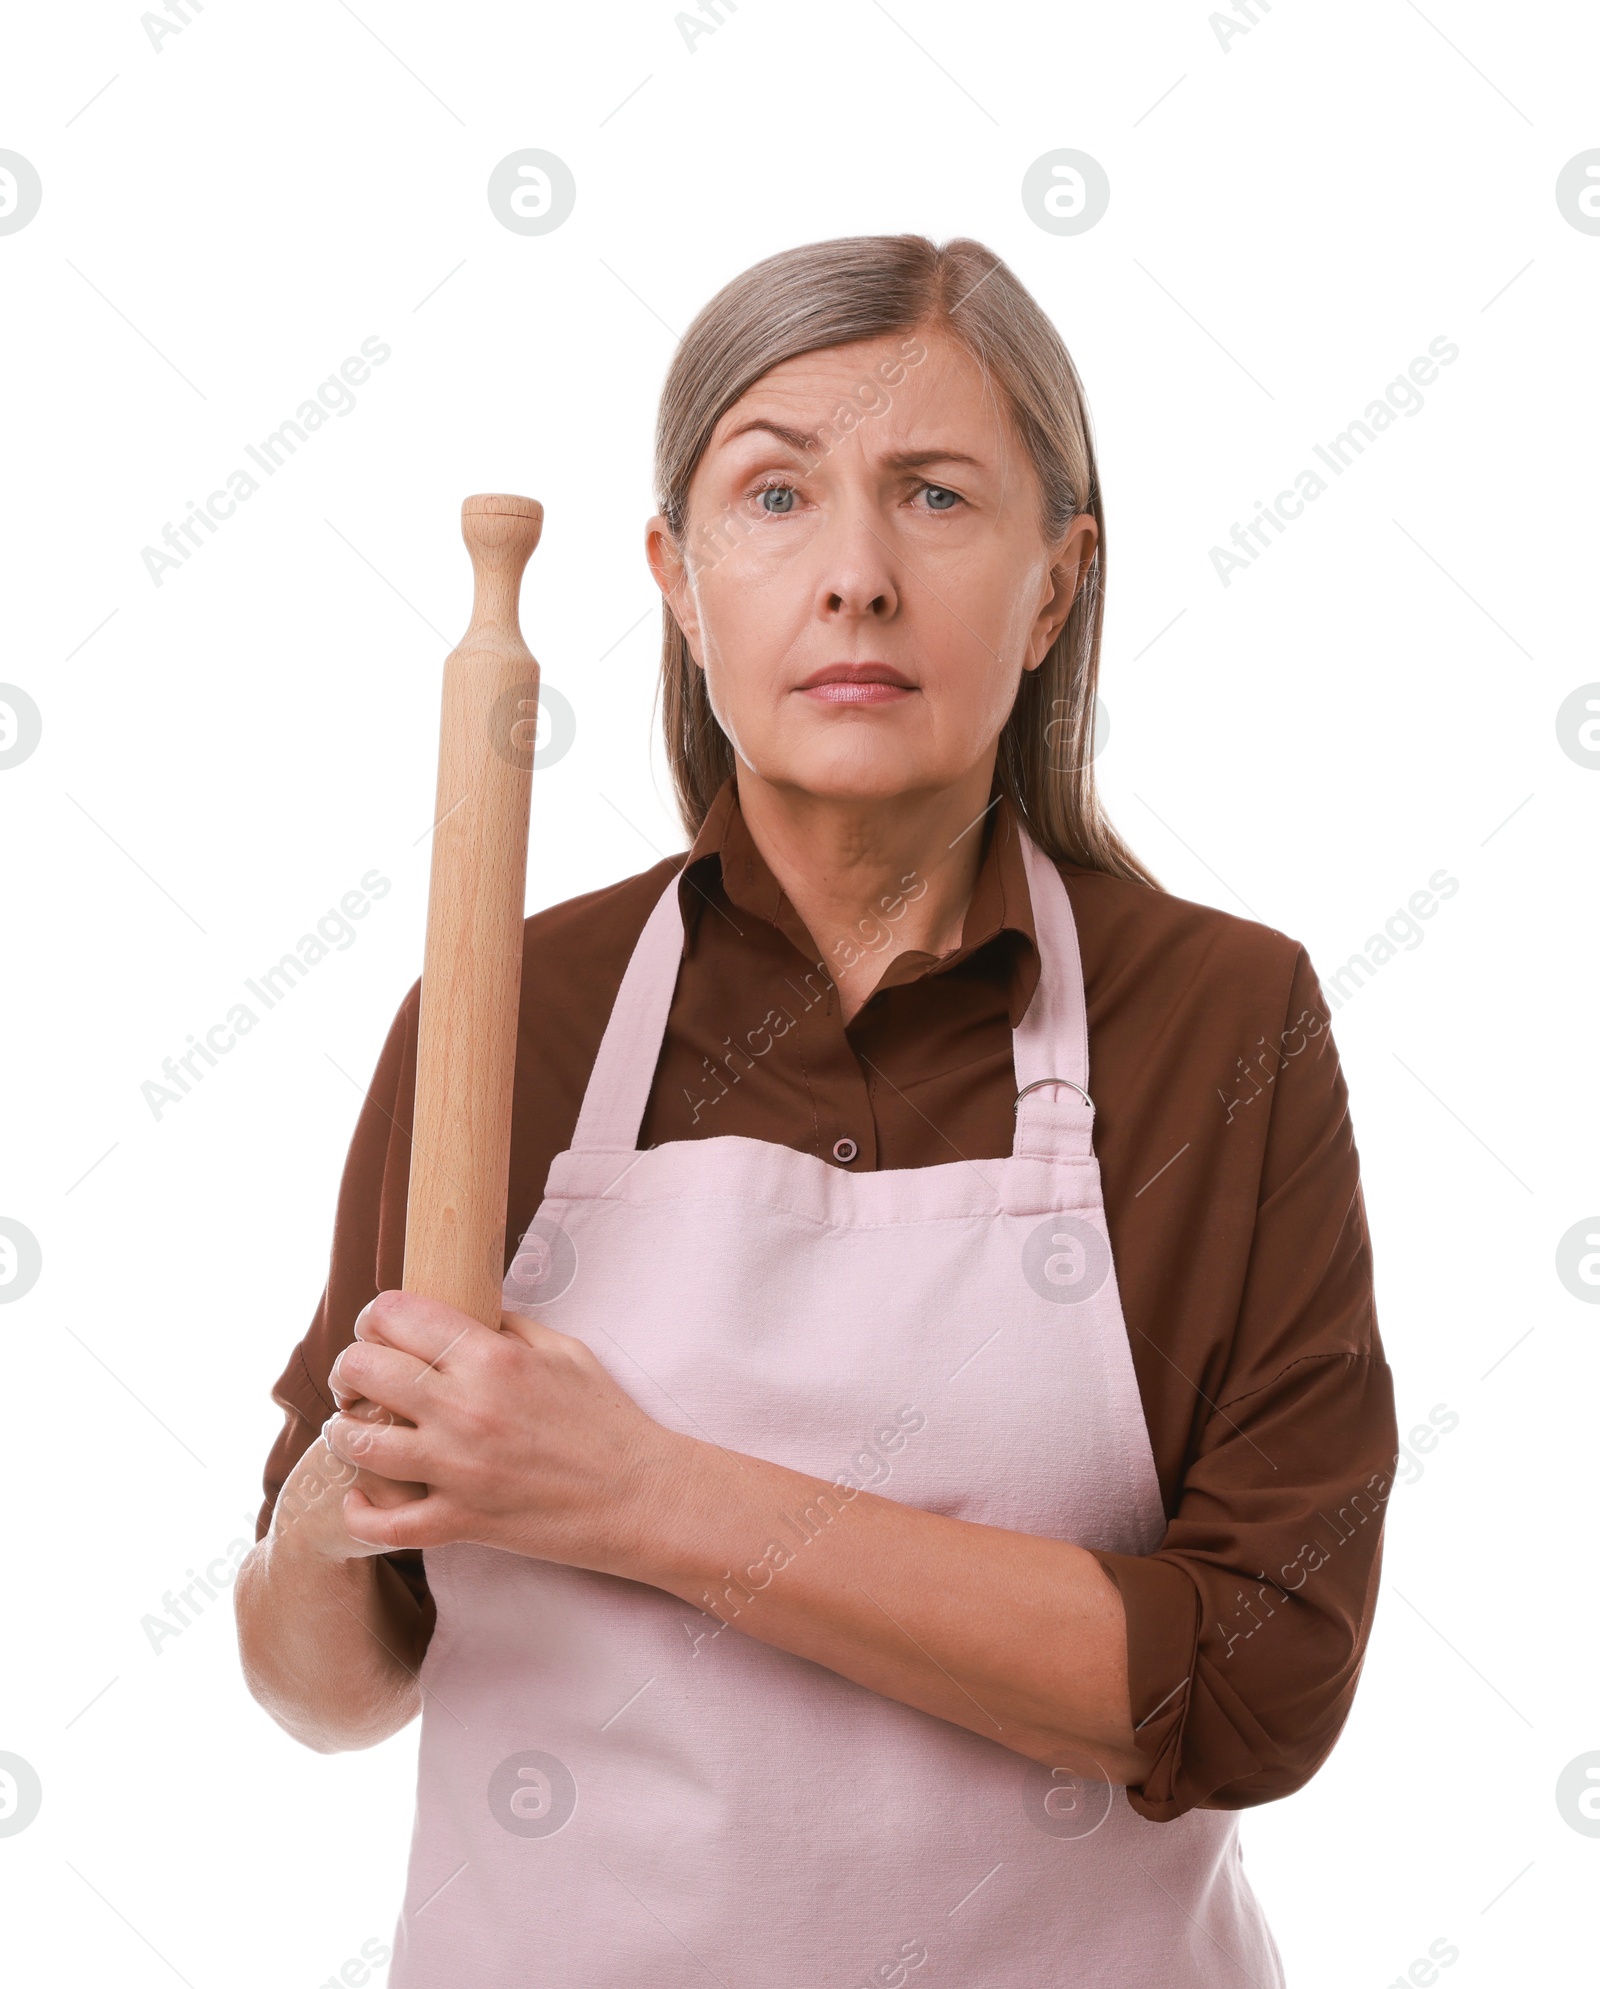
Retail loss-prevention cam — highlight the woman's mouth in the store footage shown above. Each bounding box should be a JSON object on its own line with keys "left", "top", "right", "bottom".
{"left": 795, "top": 664, "right": 917, "bottom": 706}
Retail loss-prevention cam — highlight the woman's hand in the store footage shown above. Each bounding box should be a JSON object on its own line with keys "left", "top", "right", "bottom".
{"left": 321, "top": 1289, "right": 688, "bottom": 1576}
{"left": 325, "top": 1387, "right": 427, "bottom": 1515}
{"left": 263, "top": 1421, "right": 406, "bottom": 1565}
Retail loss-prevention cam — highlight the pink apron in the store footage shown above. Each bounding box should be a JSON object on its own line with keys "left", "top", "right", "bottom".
{"left": 389, "top": 832, "right": 1285, "bottom": 1987}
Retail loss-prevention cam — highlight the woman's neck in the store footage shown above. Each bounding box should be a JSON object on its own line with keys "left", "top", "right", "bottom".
{"left": 734, "top": 764, "right": 998, "bottom": 1023}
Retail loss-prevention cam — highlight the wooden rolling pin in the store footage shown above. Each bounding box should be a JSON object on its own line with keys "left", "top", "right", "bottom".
{"left": 351, "top": 493, "right": 544, "bottom": 1511}
{"left": 404, "top": 493, "right": 544, "bottom": 1320}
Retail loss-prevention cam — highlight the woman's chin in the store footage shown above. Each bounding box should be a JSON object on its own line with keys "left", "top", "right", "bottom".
{"left": 753, "top": 754, "right": 962, "bottom": 808}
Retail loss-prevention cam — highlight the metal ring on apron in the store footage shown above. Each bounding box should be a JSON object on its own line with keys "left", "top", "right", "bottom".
{"left": 1012, "top": 1075, "right": 1093, "bottom": 1112}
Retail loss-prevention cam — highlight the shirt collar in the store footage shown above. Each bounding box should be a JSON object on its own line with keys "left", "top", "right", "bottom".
{"left": 679, "top": 777, "right": 1042, "bottom": 1026}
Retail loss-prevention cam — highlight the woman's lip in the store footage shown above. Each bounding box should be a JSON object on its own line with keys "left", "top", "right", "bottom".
{"left": 800, "top": 680, "right": 915, "bottom": 705}
{"left": 795, "top": 665, "right": 917, "bottom": 705}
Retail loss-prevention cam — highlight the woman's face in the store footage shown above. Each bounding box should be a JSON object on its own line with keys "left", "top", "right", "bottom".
{"left": 646, "top": 325, "right": 1098, "bottom": 809}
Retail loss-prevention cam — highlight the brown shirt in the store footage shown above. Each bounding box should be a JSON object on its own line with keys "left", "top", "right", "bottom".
{"left": 257, "top": 780, "right": 1396, "bottom": 1824}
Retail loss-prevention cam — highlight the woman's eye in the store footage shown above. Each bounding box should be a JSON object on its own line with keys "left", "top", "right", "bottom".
{"left": 748, "top": 479, "right": 960, "bottom": 515}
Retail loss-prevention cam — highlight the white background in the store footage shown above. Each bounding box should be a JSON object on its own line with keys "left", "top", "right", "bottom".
{"left": 2, "top": 2, "right": 1597, "bottom": 1983}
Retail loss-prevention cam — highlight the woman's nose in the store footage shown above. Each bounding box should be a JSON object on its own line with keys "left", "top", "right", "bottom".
{"left": 811, "top": 502, "right": 900, "bottom": 621}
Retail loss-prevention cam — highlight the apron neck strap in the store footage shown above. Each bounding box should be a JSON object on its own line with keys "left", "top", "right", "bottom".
{"left": 1010, "top": 831, "right": 1096, "bottom": 1162}
{"left": 568, "top": 831, "right": 1096, "bottom": 1163}
{"left": 568, "top": 867, "right": 689, "bottom": 1154}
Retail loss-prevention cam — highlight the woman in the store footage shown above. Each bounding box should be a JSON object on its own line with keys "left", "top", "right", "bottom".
{"left": 236, "top": 234, "right": 1397, "bottom": 1985}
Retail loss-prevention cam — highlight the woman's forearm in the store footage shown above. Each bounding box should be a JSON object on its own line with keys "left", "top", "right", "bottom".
{"left": 628, "top": 1435, "right": 1148, "bottom": 1785}
{"left": 234, "top": 1437, "right": 426, "bottom": 1753}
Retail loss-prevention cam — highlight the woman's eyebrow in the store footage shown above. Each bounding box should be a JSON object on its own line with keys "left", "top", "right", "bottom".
{"left": 718, "top": 417, "right": 985, "bottom": 471}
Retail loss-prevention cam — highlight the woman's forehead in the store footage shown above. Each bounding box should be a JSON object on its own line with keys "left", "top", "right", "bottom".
{"left": 706, "top": 332, "right": 1009, "bottom": 457}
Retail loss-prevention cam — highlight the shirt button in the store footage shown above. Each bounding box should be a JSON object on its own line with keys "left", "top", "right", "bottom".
{"left": 831, "top": 1137, "right": 859, "bottom": 1165}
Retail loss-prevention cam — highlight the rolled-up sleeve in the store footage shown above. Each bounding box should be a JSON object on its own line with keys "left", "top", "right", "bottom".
{"left": 1090, "top": 948, "right": 1397, "bottom": 1822}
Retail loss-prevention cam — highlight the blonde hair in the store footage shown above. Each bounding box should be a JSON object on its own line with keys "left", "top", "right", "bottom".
{"left": 653, "top": 232, "right": 1156, "bottom": 887}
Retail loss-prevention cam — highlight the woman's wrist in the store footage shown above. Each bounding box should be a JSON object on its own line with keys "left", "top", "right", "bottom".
{"left": 609, "top": 1430, "right": 851, "bottom": 1619}
{"left": 604, "top": 1427, "right": 741, "bottom": 1590}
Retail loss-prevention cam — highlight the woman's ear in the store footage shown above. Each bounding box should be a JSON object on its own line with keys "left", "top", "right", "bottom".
{"left": 645, "top": 513, "right": 705, "bottom": 668}
{"left": 1024, "top": 513, "right": 1098, "bottom": 672}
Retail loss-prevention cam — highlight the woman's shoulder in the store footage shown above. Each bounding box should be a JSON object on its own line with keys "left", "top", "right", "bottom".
{"left": 1055, "top": 857, "right": 1316, "bottom": 1019}
{"left": 519, "top": 852, "right": 687, "bottom": 992}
